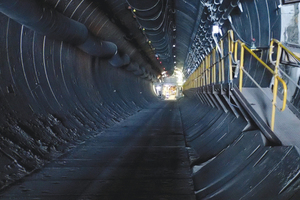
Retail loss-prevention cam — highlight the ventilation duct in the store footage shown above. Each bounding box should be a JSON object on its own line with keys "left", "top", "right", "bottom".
{"left": 0, "top": 0, "right": 130, "bottom": 67}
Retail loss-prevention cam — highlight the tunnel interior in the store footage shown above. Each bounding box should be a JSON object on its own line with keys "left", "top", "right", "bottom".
{"left": 1, "top": 0, "right": 300, "bottom": 199}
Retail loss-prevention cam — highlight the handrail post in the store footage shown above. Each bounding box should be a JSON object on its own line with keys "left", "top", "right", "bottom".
{"left": 239, "top": 43, "right": 245, "bottom": 92}
{"left": 190, "top": 73, "right": 192, "bottom": 89}
{"left": 234, "top": 41, "right": 238, "bottom": 62}
{"left": 207, "top": 54, "right": 211, "bottom": 85}
{"left": 198, "top": 65, "right": 200, "bottom": 87}
{"left": 205, "top": 55, "right": 207, "bottom": 85}
{"left": 193, "top": 71, "right": 195, "bottom": 88}
{"left": 195, "top": 67, "right": 197, "bottom": 88}
{"left": 271, "top": 43, "right": 282, "bottom": 131}
{"left": 204, "top": 56, "right": 207, "bottom": 86}
{"left": 205, "top": 55, "right": 207, "bottom": 86}
{"left": 204, "top": 59, "right": 205, "bottom": 86}
{"left": 228, "top": 30, "right": 234, "bottom": 82}
{"left": 202, "top": 61, "right": 204, "bottom": 87}
{"left": 220, "top": 40, "right": 225, "bottom": 83}
{"left": 191, "top": 73, "right": 193, "bottom": 89}
{"left": 197, "top": 66, "right": 200, "bottom": 87}
{"left": 218, "top": 45, "right": 222, "bottom": 84}
{"left": 195, "top": 71, "right": 197, "bottom": 88}
{"left": 195, "top": 67, "right": 198, "bottom": 88}
{"left": 269, "top": 40, "right": 275, "bottom": 64}
{"left": 213, "top": 48, "right": 216, "bottom": 84}
{"left": 200, "top": 62, "right": 203, "bottom": 87}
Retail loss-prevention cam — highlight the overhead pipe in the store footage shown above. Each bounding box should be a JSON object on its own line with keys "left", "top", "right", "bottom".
{"left": 0, "top": 0, "right": 130, "bottom": 67}
{"left": 215, "top": 5, "right": 225, "bottom": 21}
{"left": 219, "top": 0, "right": 239, "bottom": 25}
{"left": 218, "top": 0, "right": 231, "bottom": 11}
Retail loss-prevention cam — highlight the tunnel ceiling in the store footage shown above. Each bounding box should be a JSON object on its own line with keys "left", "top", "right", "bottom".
{"left": 92, "top": 0, "right": 281, "bottom": 79}
{"left": 85, "top": 0, "right": 202, "bottom": 77}
{"left": 91, "top": 0, "right": 250, "bottom": 78}
{"left": 0, "top": 0, "right": 281, "bottom": 79}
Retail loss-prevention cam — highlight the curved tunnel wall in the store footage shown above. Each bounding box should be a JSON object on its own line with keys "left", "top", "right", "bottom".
{"left": 0, "top": 10, "right": 157, "bottom": 189}
{"left": 0, "top": 0, "right": 299, "bottom": 197}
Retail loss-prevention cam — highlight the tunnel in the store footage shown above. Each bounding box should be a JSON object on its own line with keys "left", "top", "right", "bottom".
{"left": 1, "top": 0, "right": 300, "bottom": 199}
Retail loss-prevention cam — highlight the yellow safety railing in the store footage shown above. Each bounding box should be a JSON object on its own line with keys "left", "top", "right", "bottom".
{"left": 183, "top": 32, "right": 230, "bottom": 90}
{"left": 183, "top": 30, "right": 288, "bottom": 132}
{"left": 269, "top": 39, "right": 300, "bottom": 63}
{"left": 269, "top": 39, "right": 300, "bottom": 93}
{"left": 228, "top": 30, "right": 234, "bottom": 82}
{"left": 235, "top": 40, "right": 287, "bottom": 131}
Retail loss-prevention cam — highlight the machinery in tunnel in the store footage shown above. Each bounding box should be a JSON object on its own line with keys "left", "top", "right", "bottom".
{"left": 1, "top": 0, "right": 300, "bottom": 199}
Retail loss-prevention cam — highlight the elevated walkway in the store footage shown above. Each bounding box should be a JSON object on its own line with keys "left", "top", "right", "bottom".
{"left": 180, "top": 29, "right": 300, "bottom": 199}
{"left": 242, "top": 87, "right": 300, "bottom": 149}
{"left": 180, "top": 87, "right": 300, "bottom": 199}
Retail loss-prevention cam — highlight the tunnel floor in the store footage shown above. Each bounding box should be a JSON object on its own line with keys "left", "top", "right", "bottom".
{"left": 0, "top": 101, "right": 196, "bottom": 200}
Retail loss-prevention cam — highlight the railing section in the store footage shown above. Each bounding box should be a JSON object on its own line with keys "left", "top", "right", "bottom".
{"left": 183, "top": 30, "right": 292, "bottom": 132}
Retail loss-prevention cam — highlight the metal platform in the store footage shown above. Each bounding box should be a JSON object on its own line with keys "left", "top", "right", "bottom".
{"left": 242, "top": 87, "right": 300, "bottom": 149}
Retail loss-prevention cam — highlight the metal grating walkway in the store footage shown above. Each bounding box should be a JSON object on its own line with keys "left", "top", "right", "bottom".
{"left": 242, "top": 87, "right": 300, "bottom": 149}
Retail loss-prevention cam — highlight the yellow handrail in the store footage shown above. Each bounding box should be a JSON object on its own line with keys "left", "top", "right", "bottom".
{"left": 212, "top": 48, "right": 216, "bottom": 84}
{"left": 220, "top": 40, "right": 225, "bottom": 83}
{"left": 267, "top": 39, "right": 299, "bottom": 130}
{"left": 228, "top": 30, "right": 234, "bottom": 82}
{"left": 233, "top": 39, "right": 287, "bottom": 131}
{"left": 234, "top": 40, "right": 287, "bottom": 110}
{"left": 183, "top": 30, "right": 289, "bottom": 132}
{"left": 269, "top": 39, "right": 300, "bottom": 63}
